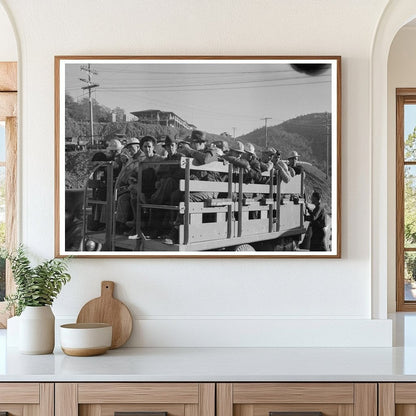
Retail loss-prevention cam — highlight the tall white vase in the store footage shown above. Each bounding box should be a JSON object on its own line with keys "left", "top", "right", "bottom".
{"left": 19, "top": 306, "right": 55, "bottom": 354}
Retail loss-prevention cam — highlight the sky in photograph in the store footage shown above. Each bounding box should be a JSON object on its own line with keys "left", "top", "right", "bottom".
{"left": 65, "top": 61, "right": 332, "bottom": 136}
{"left": 405, "top": 104, "right": 416, "bottom": 139}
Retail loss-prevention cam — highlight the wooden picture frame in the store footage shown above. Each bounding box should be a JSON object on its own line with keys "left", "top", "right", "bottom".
{"left": 55, "top": 56, "right": 341, "bottom": 258}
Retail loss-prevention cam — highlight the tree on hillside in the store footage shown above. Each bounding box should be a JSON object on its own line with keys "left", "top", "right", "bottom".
{"left": 65, "top": 94, "right": 87, "bottom": 122}
{"left": 405, "top": 127, "right": 416, "bottom": 248}
{"left": 65, "top": 93, "right": 126, "bottom": 124}
{"left": 401, "top": 126, "right": 416, "bottom": 281}
{"left": 405, "top": 125, "right": 416, "bottom": 161}
{"left": 405, "top": 167, "right": 416, "bottom": 246}
{"left": 112, "top": 107, "right": 126, "bottom": 122}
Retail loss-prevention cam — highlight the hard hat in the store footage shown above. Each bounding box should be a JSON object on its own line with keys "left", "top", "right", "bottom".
{"left": 288, "top": 150, "right": 300, "bottom": 159}
{"left": 126, "top": 137, "right": 140, "bottom": 145}
{"left": 244, "top": 142, "right": 256, "bottom": 155}
{"left": 229, "top": 141, "right": 245, "bottom": 153}
{"left": 262, "top": 147, "right": 277, "bottom": 155}
{"left": 107, "top": 139, "right": 122, "bottom": 151}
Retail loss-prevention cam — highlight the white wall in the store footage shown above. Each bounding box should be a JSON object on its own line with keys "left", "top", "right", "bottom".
{"left": 0, "top": 3, "right": 16, "bottom": 61}
{"left": 0, "top": 0, "right": 394, "bottom": 347}
{"left": 387, "top": 26, "right": 416, "bottom": 312}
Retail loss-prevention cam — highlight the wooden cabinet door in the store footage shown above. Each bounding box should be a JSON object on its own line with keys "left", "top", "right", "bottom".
{"left": 217, "top": 383, "right": 377, "bottom": 416}
{"left": 0, "top": 383, "right": 53, "bottom": 415}
{"left": 55, "top": 383, "right": 215, "bottom": 416}
{"left": 379, "top": 383, "right": 416, "bottom": 416}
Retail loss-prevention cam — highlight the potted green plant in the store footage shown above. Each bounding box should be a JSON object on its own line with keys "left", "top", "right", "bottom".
{"left": 4, "top": 246, "right": 71, "bottom": 354}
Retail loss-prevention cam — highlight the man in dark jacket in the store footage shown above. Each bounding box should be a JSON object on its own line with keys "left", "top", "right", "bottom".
{"left": 151, "top": 135, "right": 183, "bottom": 205}
{"left": 304, "top": 191, "right": 328, "bottom": 251}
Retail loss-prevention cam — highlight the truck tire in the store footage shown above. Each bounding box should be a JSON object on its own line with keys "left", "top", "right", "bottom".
{"left": 286, "top": 239, "right": 297, "bottom": 251}
{"left": 272, "top": 237, "right": 297, "bottom": 251}
{"left": 233, "top": 244, "right": 255, "bottom": 252}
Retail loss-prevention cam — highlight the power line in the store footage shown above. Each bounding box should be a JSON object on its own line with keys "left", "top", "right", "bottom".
{"left": 96, "top": 79, "right": 330, "bottom": 93}
{"left": 95, "top": 68, "right": 297, "bottom": 75}
{"left": 65, "top": 77, "right": 330, "bottom": 94}
{"left": 92, "top": 74, "right": 330, "bottom": 90}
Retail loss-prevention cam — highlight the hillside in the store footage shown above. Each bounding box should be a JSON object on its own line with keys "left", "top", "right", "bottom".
{"left": 213, "top": 112, "right": 333, "bottom": 214}
{"left": 301, "top": 163, "right": 331, "bottom": 216}
{"left": 65, "top": 119, "right": 223, "bottom": 143}
{"left": 237, "top": 112, "right": 331, "bottom": 173}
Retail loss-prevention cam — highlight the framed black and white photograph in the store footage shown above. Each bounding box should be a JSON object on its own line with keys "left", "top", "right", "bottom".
{"left": 55, "top": 56, "right": 341, "bottom": 258}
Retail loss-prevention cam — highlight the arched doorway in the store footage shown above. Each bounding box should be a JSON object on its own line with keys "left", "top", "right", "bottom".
{"left": 371, "top": 1, "right": 416, "bottom": 317}
{"left": 387, "top": 16, "right": 416, "bottom": 315}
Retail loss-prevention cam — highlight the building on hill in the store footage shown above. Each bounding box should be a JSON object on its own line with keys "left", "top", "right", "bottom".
{"left": 131, "top": 109, "right": 194, "bottom": 130}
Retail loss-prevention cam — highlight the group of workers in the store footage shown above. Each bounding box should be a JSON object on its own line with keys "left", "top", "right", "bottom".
{"left": 91, "top": 129, "right": 328, "bottom": 250}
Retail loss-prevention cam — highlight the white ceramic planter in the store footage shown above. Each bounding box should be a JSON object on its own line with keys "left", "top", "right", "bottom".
{"left": 19, "top": 306, "right": 55, "bottom": 354}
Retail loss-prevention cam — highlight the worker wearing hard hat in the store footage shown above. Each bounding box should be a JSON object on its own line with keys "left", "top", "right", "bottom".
{"left": 242, "top": 143, "right": 262, "bottom": 183}
{"left": 287, "top": 150, "right": 304, "bottom": 176}
{"left": 223, "top": 141, "right": 248, "bottom": 168}
{"left": 107, "top": 138, "right": 123, "bottom": 153}
{"left": 272, "top": 149, "right": 291, "bottom": 184}
{"left": 260, "top": 147, "right": 277, "bottom": 173}
{"left": 221, "top": 141, "right": 250, "bottom": 184}
{"left": 107, "top": 138, "right": 124, "bottom": 167}
{"left": 124, "top": 137, "right": 142, "bottom": 160}
{"left": 91, "top": 138, "right": 123, "bottom": 163}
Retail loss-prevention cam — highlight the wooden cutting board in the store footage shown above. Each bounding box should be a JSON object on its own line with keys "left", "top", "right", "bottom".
{"left": 76, "top": 281, "right": 133, "bottom": 349}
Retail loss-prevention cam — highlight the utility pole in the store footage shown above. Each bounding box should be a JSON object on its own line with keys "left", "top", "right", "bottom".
{"left": 80, "top": 65, "right": 99, "bottom": 145}
{"left": 260, "top": 117, "right": 272, "bottom": 147}
{"left": 232, "top": 127, "right": 237, "bottom": 139}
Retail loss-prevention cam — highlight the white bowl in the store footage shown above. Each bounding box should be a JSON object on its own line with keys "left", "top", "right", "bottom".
{"left": 60, "top": 323, "right": 112, "bottom": 356}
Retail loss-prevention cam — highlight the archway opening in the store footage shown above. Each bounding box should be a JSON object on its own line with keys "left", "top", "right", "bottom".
{"left": 387, "top": 18, "right": 416, "bottom": 312}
